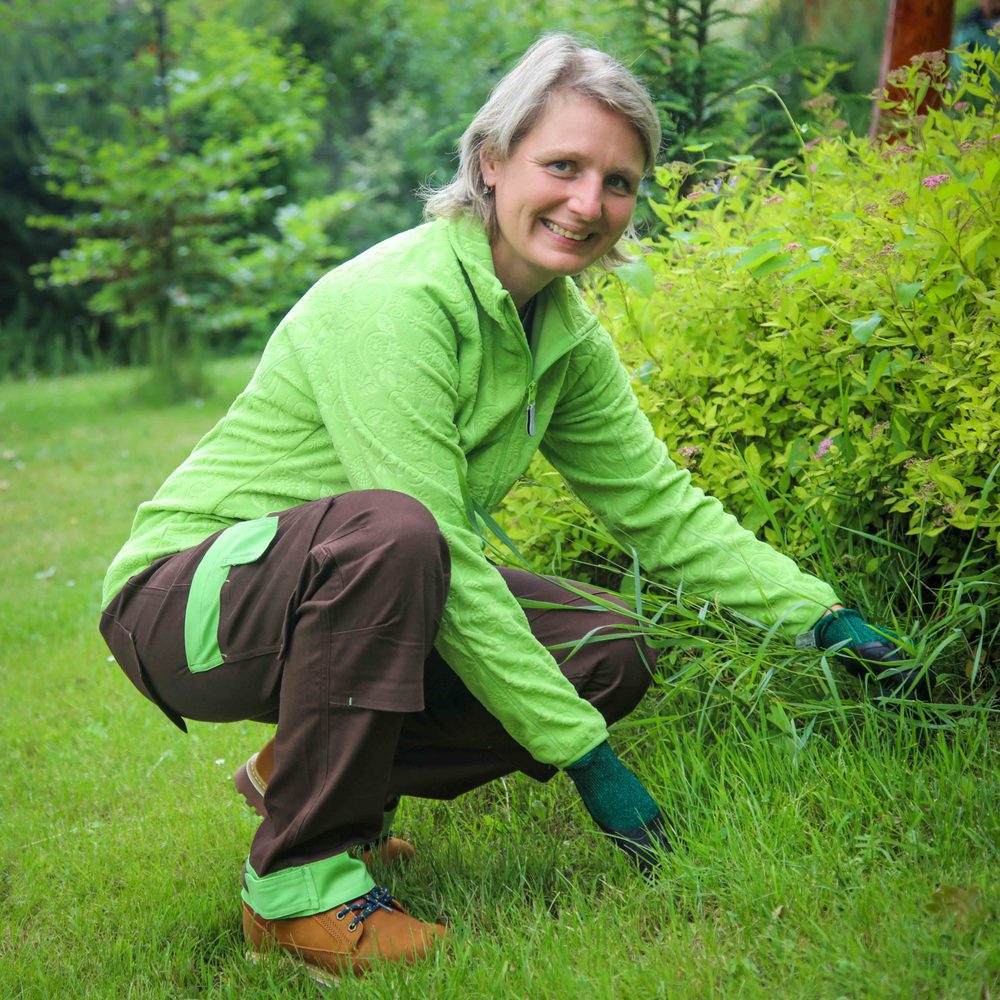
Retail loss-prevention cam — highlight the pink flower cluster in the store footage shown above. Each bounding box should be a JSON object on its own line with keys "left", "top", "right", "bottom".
{"left": 814, "top": 437, "right": 834, "bottom": 459}
{"left": 921, "top": 173, "right": 950, "bottom": 189}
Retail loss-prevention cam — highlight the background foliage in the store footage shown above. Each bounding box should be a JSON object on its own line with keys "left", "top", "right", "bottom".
{"left": 1, "top": 8, "right": 997, "bottom": 993}
{"left": 2, "top": 0, "right": 906, "bottom": 383}
{"left": 27, "top": 11, "right": 335, "bottom": 398}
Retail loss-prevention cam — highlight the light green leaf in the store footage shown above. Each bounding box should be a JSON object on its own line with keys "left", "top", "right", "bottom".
{"left": 807, "top": 245, "right": 831, "bottom": 261}
{"left": 850, "top": 313, "right": 883, "bottom": 343}
{"left": 614, "top": 260, "right": 655, "bottom": 298}
{"left": 897, "top": 281, "right": 923, "bottom": 306}
{"left": 962, "top": 228, "right": 994, "bottom": 267}
{"left": 781, "top": 260, "right": 822, "bottom": 283}
{"left": 981, "top": 156, "right": 999, "bottom": 190}
{"left": 866, "top": 349, "right": 893, "bottom": 393}
{"left": 750, "top": 253, "right": 792, "bottom": 279}
{"left": 733, "top": 239, "right": 782, "bottom": 272}
{"left": 682, "top": 142, "right": 713, "bottom": 152}
{"left": 670, "top": 230, "right": 709, "bottom": 244}
{"left": 788, "top": 437, "right": 812, "bottom": 474}
{"left": 934, "top": 471, "right": 966, "bottom": 495}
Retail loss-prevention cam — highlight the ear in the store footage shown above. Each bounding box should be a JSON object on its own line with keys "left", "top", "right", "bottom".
{"left": 479, "top": 144, "right": 500, "bottom": 187}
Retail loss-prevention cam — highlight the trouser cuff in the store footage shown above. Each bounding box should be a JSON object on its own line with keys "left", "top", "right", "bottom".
{"left": 241, "top": 853, "right": 375, "bottom": 919}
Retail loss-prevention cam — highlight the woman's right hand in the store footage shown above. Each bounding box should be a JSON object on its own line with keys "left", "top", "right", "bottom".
{"left": 564, "top": 741, "right": 672, "bottom": 873}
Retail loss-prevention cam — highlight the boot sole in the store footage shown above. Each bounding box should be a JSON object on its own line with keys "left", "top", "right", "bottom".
{"left": 245, "top": 947, "right": 340, "bottom": 988}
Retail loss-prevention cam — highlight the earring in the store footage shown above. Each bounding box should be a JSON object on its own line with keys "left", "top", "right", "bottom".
{"left": 483, "top": 184, "right": 494, "bottom": 198}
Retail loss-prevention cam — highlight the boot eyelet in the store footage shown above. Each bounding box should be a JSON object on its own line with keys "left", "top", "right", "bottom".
{"left": 348, "top": 919, "right": 359, "bottom": 932}
{"left": 335, "top": 909, "right": 348, "bottom": 921}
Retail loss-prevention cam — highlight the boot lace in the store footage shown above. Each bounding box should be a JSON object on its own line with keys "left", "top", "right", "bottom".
{"left": 335, "top": 886, "right": 397, "bottom": 932}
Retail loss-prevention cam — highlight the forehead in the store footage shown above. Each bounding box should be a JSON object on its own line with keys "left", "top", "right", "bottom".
{"left": 519, "top": 90, "right": 646, "bottom": 174}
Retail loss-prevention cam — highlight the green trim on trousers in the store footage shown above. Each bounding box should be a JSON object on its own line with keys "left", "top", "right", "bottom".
{"left": 242, "top": 853, "right": 374, "bottom": 919}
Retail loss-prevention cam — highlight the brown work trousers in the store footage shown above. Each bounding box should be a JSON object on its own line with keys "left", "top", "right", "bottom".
{"left": 100, "top": 491, "right": 655, "bottom": 879}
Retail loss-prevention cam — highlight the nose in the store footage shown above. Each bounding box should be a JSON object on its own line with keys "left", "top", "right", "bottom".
{"left": 567, "top": 175, "right": 603, "bottom": 222}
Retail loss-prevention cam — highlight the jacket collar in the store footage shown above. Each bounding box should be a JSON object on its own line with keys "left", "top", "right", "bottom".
{"left": 446, "top": 216, "right": 513, "bottom": 326}
{"left": 444, "top": 217, "right": 597, "bottom": 378}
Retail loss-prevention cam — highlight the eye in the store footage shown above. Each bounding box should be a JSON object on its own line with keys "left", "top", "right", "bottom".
{"left": 607, "top": 174, "right": 635, "bottom": 195}
{"left": 548, "top": 160, "right": 574, "bottom": 174}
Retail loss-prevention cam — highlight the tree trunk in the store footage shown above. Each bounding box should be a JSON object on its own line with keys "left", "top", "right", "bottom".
{"left": 869, "top": 0, "right": 955, "bottom": 136}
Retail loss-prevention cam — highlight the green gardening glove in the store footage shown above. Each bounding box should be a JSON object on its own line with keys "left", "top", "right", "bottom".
{"left": 811, "top": 608, "right": 932, "bottom": 701}
{"left": 565, "top": 741, "right": 672, "bottom": 873}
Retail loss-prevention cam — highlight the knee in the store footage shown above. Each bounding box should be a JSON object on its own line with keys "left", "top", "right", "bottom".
{"left": 608, "top": 633, "right": 656, "bottom": 721}
{"left": 574, "top": 597, "right": 656, "bottom": 725}
{"left": 366, "top": 490, "right": 449, "bottom": 574}
{"left": 314, "top": 489, "right": 450, "bottom": 583}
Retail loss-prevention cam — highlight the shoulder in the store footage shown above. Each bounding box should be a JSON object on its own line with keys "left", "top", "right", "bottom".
{"left": 275, "top": 220, "right": 473, "bottom": 347}
{"left": 314, "top": 220, "right": 462, "bottom": 306}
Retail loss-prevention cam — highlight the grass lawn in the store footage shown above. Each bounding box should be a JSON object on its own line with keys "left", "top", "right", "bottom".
{"left": 1, "top": 360, "right": 997, "bottom": 999}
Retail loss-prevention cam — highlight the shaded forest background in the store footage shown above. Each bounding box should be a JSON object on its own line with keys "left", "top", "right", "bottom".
{"left": 1, "top": 0, "right": 903, "bottom": 382}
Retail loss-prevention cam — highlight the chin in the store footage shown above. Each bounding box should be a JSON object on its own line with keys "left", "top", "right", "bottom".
{"left": 543, "top": 250, "right": 605, "bottom": 277}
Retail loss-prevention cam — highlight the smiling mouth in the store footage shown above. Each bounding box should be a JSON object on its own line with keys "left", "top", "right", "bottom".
{"left": 542, "top": 219, "right": 593, "bottom": 242}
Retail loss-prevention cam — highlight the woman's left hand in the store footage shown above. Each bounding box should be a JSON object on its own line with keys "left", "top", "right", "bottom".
{"left": 812, "top": 608, "right": 933, "bottom": 701}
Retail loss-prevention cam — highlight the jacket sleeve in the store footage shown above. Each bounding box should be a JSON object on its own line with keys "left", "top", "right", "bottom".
{"left": 540, "top": 324, "right": 839, "bottom": 638}
{"left": 280, "top": 274, "right": 609, "bottom": 769}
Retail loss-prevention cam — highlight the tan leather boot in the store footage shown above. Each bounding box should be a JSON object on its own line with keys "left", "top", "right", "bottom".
{"left": 243, "top": 886, "right": 446, "bottom": 983}
{"left": 233, "top": 738, "right": 416, "bottom": 865}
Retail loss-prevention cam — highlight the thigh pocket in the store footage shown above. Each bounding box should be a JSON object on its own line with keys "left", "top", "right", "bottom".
{"left": 184, "top": 516, "right": 279, "bottom": 673}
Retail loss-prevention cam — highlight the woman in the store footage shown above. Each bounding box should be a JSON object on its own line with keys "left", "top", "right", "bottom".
{"left": 99, "top": 34, "right": 918, "bottom": 983}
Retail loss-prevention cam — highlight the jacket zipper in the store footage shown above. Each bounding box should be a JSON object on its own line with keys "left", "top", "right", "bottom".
{"left": 487, "top": 327, "right": 536, "bottom": 506}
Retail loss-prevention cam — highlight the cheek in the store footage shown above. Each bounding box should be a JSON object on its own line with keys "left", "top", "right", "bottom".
{"left": 608, "top": 202, "right": 635, "bottom": 238}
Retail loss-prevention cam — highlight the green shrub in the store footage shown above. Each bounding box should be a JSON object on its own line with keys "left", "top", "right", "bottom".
{"left": 27, "top": 14, "right": 333, "bottom": 399}
{"left": 501, "top": 51, "right": 999, "bottom": 609}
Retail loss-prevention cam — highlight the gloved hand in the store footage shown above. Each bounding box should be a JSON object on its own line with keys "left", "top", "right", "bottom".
{"left": 565, "top": 741, "right": 672, "bottom": 873}
{"left": 812, "top": 608, "right": 932, "bottom": 701}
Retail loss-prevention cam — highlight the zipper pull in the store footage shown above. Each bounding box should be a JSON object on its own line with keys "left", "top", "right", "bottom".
{"left": 526, "top": 381, "right": 537, "bottom": 437}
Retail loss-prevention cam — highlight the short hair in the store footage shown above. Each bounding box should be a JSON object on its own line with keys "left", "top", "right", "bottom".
{"left": 422, "top": 33, "right": 660, "bottom": 269}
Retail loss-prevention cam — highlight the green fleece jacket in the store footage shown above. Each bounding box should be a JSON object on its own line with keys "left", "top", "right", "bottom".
{"left": 103, "top": 217, "right": 838, "bottom": 768}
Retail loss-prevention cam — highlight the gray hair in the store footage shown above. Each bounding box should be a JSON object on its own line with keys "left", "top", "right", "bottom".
{"left": 421, "top": 33, "right": 660, "bottom": 269}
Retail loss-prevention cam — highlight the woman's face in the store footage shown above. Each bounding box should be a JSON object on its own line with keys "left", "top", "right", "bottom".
{"left": 480, "top": 90, "right": 646, "bottom": 308}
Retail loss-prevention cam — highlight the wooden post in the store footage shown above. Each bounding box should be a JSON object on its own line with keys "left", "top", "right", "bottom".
{"left": 869, "top": 0, "right": 956, "bottom": 136}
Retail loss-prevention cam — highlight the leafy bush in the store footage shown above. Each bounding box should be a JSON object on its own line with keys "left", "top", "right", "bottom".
{"left": 27, "top": 14, "right": 336, "bottom": 398}
{"left": 501, "top": 50, "right": 999, "bottom": 619}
